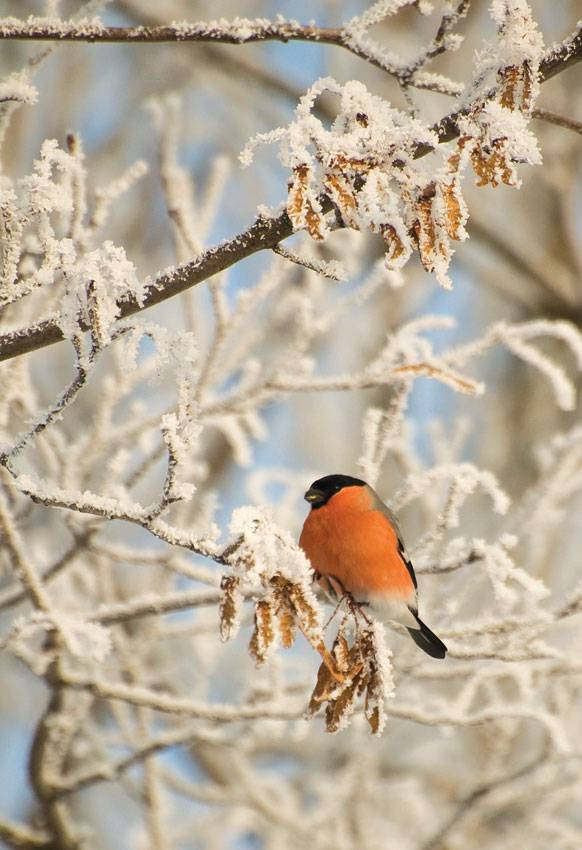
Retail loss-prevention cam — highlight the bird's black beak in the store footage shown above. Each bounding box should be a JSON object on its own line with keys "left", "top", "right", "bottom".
{"left": 304, "top": 487, "right": 324, "bottom": 506}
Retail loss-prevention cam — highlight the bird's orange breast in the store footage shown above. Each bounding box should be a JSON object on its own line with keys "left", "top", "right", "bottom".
{"left": 299, "top": 486, "right": 415, "bottom": 600}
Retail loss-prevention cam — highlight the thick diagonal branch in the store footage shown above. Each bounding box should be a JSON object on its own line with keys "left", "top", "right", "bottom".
{"left": 0, "top": 208, "right": 300, "bottom": 362}
{"left": 0, "top": 23, "right": 580, "bottom": 365}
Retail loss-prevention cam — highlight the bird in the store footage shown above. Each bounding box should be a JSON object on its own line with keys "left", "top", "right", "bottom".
{"left": 299, "top": 474, "right": 447, "bottom": 659}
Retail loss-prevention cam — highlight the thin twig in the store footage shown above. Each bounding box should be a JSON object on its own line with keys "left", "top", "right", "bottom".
{"left": 420, "top": 753, "right": 549, "bottom": 850}
{"left": 61, "top": 671, "right": 305, "bottom": 721}
{"left": 533, "top": 107, "right": 582, "bottom": 136}
{"left": 400, "top": 0, "right": 471, "bottom": 85}
{"left": 272, "top": 244, "right": 345, "bottom": 281}
{"left": 0, "top": 14, "right": 448, "bottom": 92}
{"left": 51, "top": 722, "right": 210, "bottom": 798}
{"left": 91, "top": 588, "right": 224, "bottom": 625}
{"left": 0, "top": 524, "right": 98, "bottom": 612}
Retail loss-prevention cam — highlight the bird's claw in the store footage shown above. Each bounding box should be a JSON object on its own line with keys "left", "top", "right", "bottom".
{"left": 344, "top": 592, "right": 372, "bottom": 626}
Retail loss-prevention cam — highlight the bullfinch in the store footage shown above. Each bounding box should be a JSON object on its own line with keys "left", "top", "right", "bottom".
{"left": 299, "top": 474, "right": 447, "bottom": 659}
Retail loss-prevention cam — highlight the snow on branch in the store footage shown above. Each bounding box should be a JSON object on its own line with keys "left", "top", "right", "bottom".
{"left": 0, "top": 9, "right": 580, "bottom": 363}
{"left": 0, "top": 8, "right": 460, "bottom": 95}
{"left": 241, "top": 3, "right": 551, "bottom": 288}
{"left": 242, "top": 76, "right": 471, "bottom": 288}
{"left": 0, "top": 7, "right": 577, "bottom": 94}
{"left": 445, "top": 319, "right": 582, "bottom": 411}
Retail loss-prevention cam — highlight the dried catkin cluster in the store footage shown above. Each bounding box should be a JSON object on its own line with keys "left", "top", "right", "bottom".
{"left": 241, "top": 3, "right": 545, "bottom": 289}
{"left": 307, "top": 619, "right": 395, "bottom": 735}
{"left": 243, "top": 77, "right": 470, "bottom": 289}
{"left": 220, "top": 544, "right": 397, "bottom": 736}
{"left": 218, "top": 508, "right": 327, "bottom": 662}
{"left": 249, "top": 574, "right": 321, "bottom": 659}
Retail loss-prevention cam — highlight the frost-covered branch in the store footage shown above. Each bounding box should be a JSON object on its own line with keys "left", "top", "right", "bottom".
{"left": 9, "top": 473, "right": 222, "bottom": 557}
{"left": 426, "top": 19, "right": 582, "bottom": 149}
{"left": 0, "top": 12, "right": 578, "bottom": 87}
{"left": 0, "top": 489, "right": 55, "bottom": 614}
{"left": 0, "top": 203, "right": 302, "bottom": 363}
{"left": 92, "top": 588, "right": 223, "bottom": 625}
{"left": 0, "top": 12, "right": 462, "bottom": 94}
{"left": 61, "top": 670, "right": 305, "bottom": 721}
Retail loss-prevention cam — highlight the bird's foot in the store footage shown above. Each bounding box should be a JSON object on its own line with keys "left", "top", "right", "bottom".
{"left": 344, "top": 592, "right": 372, "bottom": 627}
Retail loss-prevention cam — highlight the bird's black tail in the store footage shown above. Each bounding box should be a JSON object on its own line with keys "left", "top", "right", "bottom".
{"left": 407, "top": 615, "right": 447, "bottom": 659}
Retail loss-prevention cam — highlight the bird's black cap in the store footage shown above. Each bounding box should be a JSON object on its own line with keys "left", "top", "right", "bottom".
{"left": 304, "top": 474, "right": 366, "bottom": 508}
